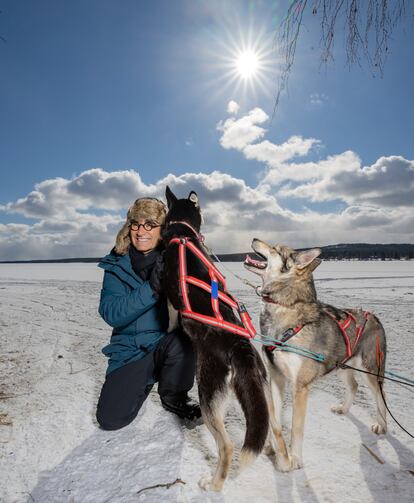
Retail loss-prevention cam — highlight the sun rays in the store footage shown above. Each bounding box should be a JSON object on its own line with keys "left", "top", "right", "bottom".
{"left": 202, "top": 22, "right": 278, "bottom": 102}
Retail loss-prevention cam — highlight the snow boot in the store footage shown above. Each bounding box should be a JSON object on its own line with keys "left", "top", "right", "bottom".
{"left": 161, "top": 394, "right": 201, "bottom": 421}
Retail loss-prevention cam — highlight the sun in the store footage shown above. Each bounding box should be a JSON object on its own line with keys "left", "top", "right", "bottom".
{"left": 236, "top": 50, "right": 259, "bottom": 79}
{"left": 202, "top": 24, "right": 278, "bottom": 100}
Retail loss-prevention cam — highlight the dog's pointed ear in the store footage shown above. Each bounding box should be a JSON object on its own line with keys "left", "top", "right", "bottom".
{"left": 165, "top": 186, "right": 178, "bottom": 209}
{"left": 295, "top": 248, "right": 322, "bottom": 271}
{"left": 188, "top": 191, "right": 199, "bottom": 208}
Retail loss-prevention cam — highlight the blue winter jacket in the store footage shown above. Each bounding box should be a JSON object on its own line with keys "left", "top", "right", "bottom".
{"left": 98, "top": 250, "right": 169, "bottom": 375}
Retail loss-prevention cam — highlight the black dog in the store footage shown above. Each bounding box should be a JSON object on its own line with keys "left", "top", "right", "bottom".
{"left": 163, "top": 186, "right": 269, "bottom": 491}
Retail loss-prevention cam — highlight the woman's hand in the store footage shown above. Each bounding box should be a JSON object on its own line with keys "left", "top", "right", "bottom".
{"left": 149, "top": 254, "right": 164, "bottom": 297}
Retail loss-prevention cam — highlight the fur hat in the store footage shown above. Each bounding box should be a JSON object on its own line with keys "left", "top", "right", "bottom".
{"left": 114, "top": 197, "right": 167, "bottom": 255}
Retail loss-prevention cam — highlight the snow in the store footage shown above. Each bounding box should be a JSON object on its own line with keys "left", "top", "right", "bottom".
{"left": 0, "top": 261, "right": 413, "bottom": 502}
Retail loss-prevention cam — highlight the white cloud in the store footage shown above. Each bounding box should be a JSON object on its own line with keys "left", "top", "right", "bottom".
{"left": 244, "top": 136, "right": 320, "bottom": 168}
{"left": 1, "top": 165, "right": 413, "bottom": 261}
{"left": 0, "top": 104, "right": 412, "bottom": 260}
{"left": 217, "top": 104, "right": 320, "bottom": 171}
{"left": 279, "top": 155, "right": 414, "bottom": 207}
{"left": 217, "top": 105, "right": 413, "bottom": 210}
{"left": 0, "top": 169, "right": 158, "bottom": 219}
{"left": 217, "top": 107, "right": 268, "bottom": 150}
{"left": 227, "top": 100, "right": 240, "bottom": 114}
{"left": 0, "top": 168, "right": 292, "bottom": 259}
{"left": 310, "top": 93, "right": 328, "bottom": 105}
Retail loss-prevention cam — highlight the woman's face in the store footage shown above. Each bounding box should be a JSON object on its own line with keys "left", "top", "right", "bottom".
{"left": 130, "top": 219, "right": 162, "bottom": 254}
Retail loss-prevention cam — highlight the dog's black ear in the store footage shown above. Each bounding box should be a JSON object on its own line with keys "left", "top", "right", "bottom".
{"left": 295, "top": 248, "right": 322, "bottom": 270}
{"left": 165, "top": 186, "right": 178, "bottom": 209}
{"left": 188, "top": 191, "right": 199, "bottom": 208}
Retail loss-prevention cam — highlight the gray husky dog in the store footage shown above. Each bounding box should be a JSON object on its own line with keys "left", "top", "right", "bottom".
{"left": 244, "top": 239, "right": 387, "bottom": 471}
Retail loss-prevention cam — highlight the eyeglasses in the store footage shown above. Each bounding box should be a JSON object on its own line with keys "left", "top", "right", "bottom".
{"left": 130, "top": 221, "right": 161, "bottom": 232}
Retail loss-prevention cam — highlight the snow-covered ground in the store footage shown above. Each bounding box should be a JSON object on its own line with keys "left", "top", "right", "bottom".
{"left": 0, "top": 260, "right": 413, "bottom": 502}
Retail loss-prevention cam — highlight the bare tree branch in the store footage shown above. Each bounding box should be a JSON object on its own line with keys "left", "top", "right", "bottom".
{"left": 0, "top": 9, "right": 5, "bottom": 43}
{"left": 275, "top": 0, "right": 411, "bottom": 111}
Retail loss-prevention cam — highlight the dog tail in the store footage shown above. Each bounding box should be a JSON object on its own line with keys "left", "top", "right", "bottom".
{"left": 231, "top": 341, "right": 269, "bottom": 470}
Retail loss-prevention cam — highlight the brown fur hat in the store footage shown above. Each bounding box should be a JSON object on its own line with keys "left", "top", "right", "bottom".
{"left": 114, "top": 197, "right": 167, "bottom": 255}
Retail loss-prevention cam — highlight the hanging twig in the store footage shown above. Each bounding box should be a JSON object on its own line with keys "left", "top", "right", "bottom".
{"left": 275, "top": 0, "right": 410, "bottom": 112}
{"left": 362, "top": 443, "right": 385, "bottom": 464}
{"left": 0, "top": 392, "right": 16, "bottom": 400}
{"left": 69, "top": 362, "right": 90, "bottom": 375}
{"left": 136, "top": 478, "right": 186, "bottom": 496}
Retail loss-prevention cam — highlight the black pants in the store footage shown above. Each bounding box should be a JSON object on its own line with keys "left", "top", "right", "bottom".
{"left": 96, "top": 330, "right": 195, "bottom": 430}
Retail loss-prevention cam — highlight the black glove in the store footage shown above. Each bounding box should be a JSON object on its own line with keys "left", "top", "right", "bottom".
{"left": 149, "top": 254, "right": 164, "bottom": 297}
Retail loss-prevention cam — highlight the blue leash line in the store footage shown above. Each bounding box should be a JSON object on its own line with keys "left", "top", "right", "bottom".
{"left": 384, "top": 370, "right": 414, "bottom": 386}
{"left": 253, "top": 333, "right": 326, "bottom": 362}
{"left": 255, "top": 334, "right": 414, "bottom": 383}
{"left": 255, "top": 334, "right": 414, "bottom": 386}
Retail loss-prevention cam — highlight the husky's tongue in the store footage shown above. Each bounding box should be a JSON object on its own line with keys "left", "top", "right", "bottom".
{"left": 245, "top": 254, "right": 267, "bottom": 269}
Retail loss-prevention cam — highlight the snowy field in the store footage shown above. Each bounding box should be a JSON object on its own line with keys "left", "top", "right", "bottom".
{"left": 0, "top": 260, "right": 413, "bottom": 502}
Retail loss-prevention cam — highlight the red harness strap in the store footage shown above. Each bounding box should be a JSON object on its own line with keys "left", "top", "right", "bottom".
{"left": 265, "top": 324, "right": 305, "bottom": 352}
{"left": 323, "top": 308, "right": 370, "bottom": 363}
{"left": 169, "top": 237, "right": 256, "bottom": 339}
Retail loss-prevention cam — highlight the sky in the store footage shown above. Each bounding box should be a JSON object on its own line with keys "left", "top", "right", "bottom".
{"left": 0, "top": 0, "right": 413, "bottom": 260}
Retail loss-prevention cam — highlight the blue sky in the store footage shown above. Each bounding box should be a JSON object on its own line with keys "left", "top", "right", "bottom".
{"left": 1, "top": 0, "right": 413, "bottom": 260}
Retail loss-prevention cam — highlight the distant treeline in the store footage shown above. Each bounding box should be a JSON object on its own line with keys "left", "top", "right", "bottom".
{"left": 1, "top": 243, "right": 413, "bottom": 263}
{"left": 316, "top": 243, "right": 414, "bottom": 261}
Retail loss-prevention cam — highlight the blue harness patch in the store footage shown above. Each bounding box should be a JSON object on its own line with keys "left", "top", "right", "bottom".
{"left": 211, "top": 280, "right": 219, "bottom": 299}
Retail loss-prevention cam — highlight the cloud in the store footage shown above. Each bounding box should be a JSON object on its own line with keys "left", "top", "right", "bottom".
{"left": 0, "top": 169, "right": 158, "bottom": 219}
{"left": 1, "top": 103, "right": 412, "bottom": 260}
{"left": 217, "top": 104, "right": 413, "bottom": 210}
{"left": 280, "top": 155, "right": 414, "bottom": 207}
{"left": 310, "top": 93, "right": 328, "bottom": 105}
{"left": 244, "top": 136, "right": 320, "bottom": 168}
{"left": 217, "top": 107, "right": 268, "bottom": 150}
{"left": 261, "top": 150, "right": 360, "bottom": 187}
{"left": 0, "top": 168, "right": 293, "bottom": 259}
{"left": 227, "top": 100, "right": 240, "bottom": 114}
{"left": 217, "top": 105, "right": 320, "bottom": 171}
{"left": 1, "top": 166, "right": 413, "bottom": 261}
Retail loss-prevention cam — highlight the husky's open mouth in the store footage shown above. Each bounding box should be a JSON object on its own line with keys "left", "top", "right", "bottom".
{"left": 244, "top": 254, "right": 267, "bottom": 270}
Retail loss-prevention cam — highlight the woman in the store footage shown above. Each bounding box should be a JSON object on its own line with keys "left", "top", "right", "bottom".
{"left": 96, "top": 197, "right": 200, "bottom": 430}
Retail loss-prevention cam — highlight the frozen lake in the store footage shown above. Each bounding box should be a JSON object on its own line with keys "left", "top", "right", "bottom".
{"left": 0, "top": 261, "right": 413, "bottom": 502}
{"left": 0, "top": 258, "right": 412, "bottom": 283}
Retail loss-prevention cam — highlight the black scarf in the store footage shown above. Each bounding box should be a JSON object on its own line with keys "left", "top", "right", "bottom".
{"left": 129, "top": 246, "right": 160, "bottom": 281}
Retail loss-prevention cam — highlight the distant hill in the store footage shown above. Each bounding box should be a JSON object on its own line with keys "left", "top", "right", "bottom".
{"left": 1, "top": 243, "right": 413, "bottom": 263}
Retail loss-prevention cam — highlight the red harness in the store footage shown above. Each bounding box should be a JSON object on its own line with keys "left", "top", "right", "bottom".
{"left": 169, "top": 237, "right": 256, "bottom": 339}
{"left": 262, "top": 296, "right": 371, "bottom": 363}
{"left": 323, "top": 308, "right": 370, "bottom": 363}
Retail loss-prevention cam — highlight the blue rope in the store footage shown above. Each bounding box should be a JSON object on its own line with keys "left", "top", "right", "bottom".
{"left": 253, "top": 333, "right": 326, "bottom": 362}
{"left": 256, "top": 336, "right": 414, "bottom": 385}
{"left": 384, "top": 370, "right": 414, "bottom": 386}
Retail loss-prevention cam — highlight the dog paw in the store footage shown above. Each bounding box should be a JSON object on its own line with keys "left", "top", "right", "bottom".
{"left": 331, "top": 404, "right": 348, "bottom": 414}
{"left": 289, "top": 455, "right": 303, "bottom": 471}
{"left": 198, "top": 475, "right": 212, "bottom": 491}
{"left": 371, "top": 423, "right": 387, "bottom": 435}
{"left": 264, "top": 443, "right": 275, "bottom": 456}
{"left": 275, "top": 454, "right": 292, "bottom": 472}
